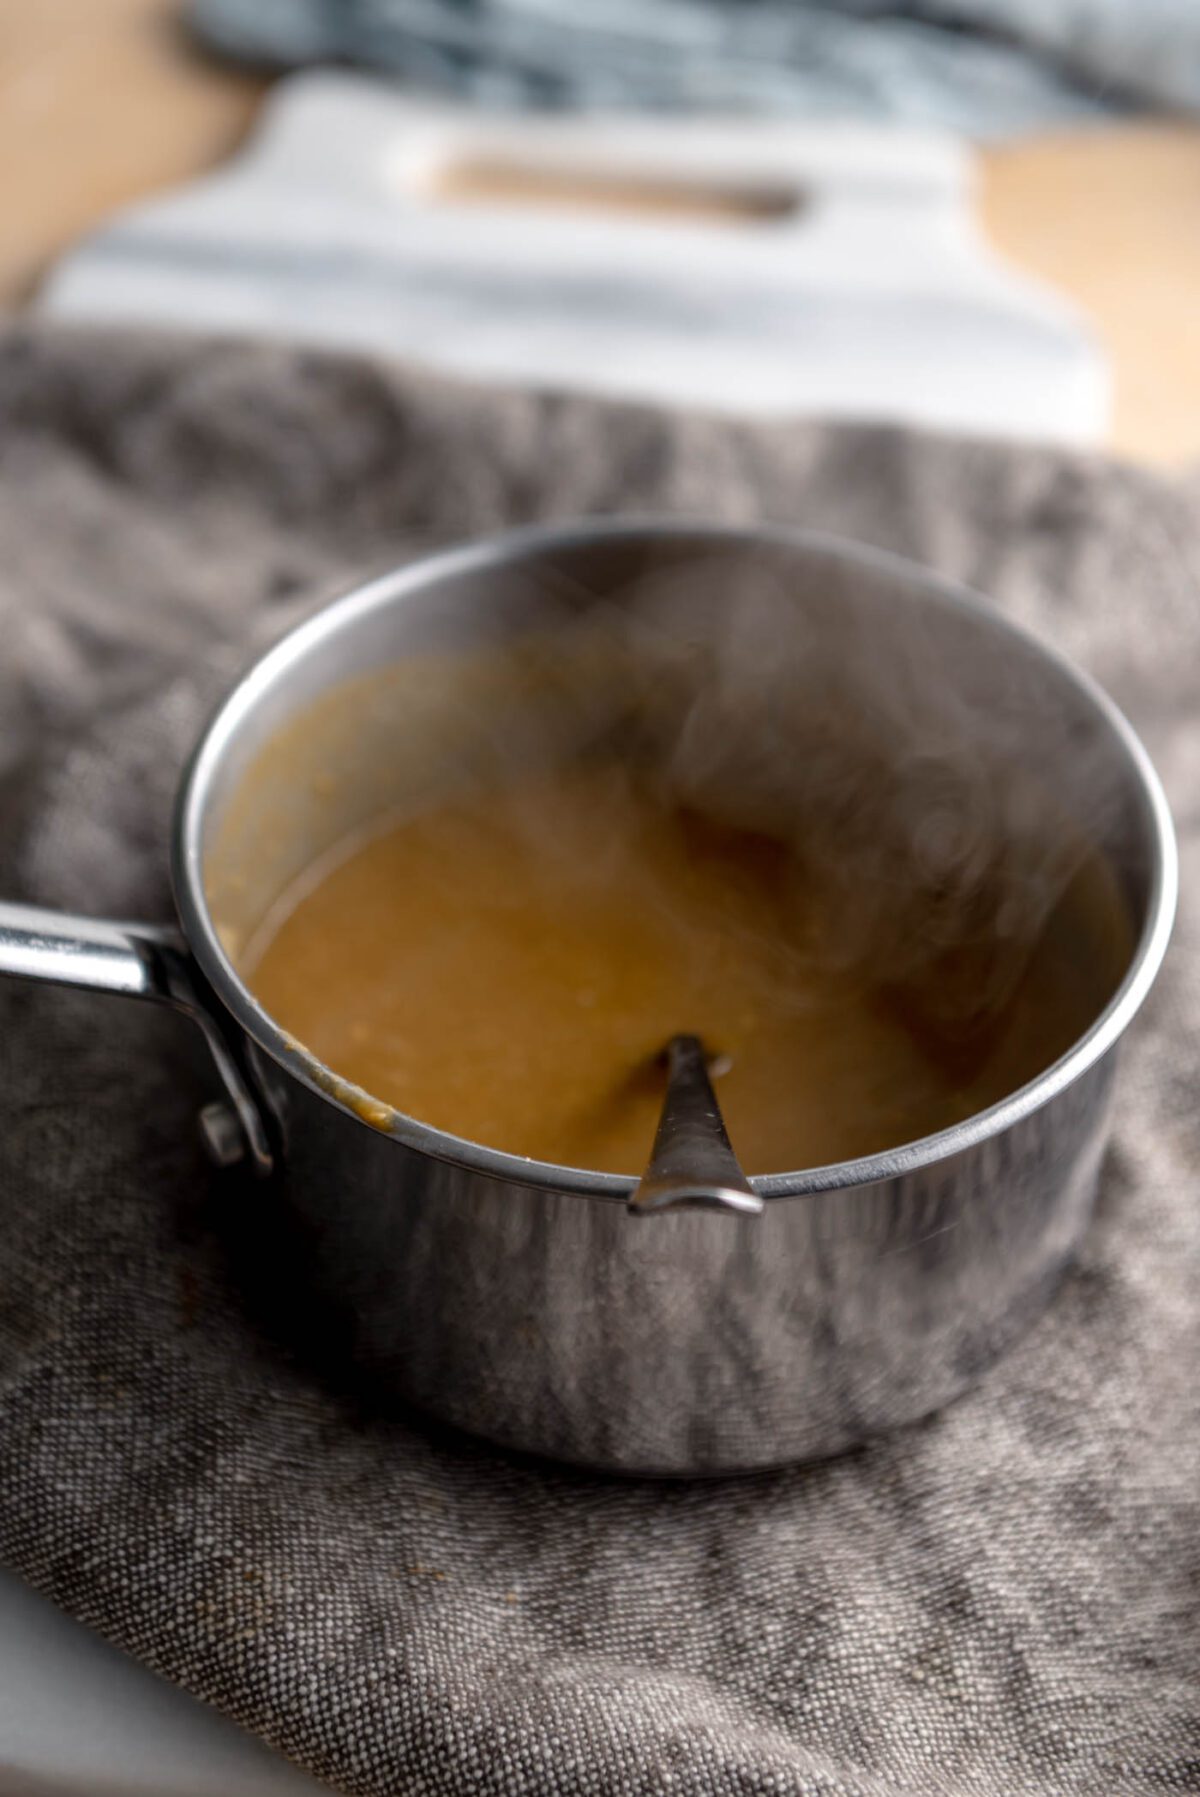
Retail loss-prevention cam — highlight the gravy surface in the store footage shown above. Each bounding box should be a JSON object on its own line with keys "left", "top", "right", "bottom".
{"left": 243, "top": 764, "right": 1131, "bottom": 1174}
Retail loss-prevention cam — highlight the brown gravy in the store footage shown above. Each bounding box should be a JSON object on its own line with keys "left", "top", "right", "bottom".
{"left": 243, "top": 763, "right": 1132, "bottom": 1175}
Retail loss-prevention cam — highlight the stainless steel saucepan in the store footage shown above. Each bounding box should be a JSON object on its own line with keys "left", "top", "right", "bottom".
{"left": 0, "top": 522, "right": 1176, "bottom": 1475}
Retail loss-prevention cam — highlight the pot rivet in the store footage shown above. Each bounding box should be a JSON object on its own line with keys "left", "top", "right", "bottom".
{"left": 198, "top": 1100, "right": 247, "bottom": 1169}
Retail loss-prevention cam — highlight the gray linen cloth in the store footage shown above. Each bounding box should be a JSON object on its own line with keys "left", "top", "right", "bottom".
{"left": 0, "top": 325, "right": 1195, "bottom": 1796}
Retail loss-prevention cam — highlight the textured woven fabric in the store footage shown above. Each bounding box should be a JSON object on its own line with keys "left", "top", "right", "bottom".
{"left": 0, "top": 325, "right": 1195, "bottom": 1796}
{"left": 188, "top": 0, "right": 1190, "bottom": 134}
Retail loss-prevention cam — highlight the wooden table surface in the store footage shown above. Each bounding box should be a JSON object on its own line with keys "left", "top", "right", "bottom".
{"left": 4, "top": 0, "right": 1199, "bottom": 466}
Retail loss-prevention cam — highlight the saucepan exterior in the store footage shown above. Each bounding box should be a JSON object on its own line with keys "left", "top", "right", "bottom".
{"left": 0, "top": 523, "right": 1177, "bottom": 1474}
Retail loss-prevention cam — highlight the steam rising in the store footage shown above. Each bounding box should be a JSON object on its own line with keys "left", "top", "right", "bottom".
{"left": 386, "top": 552, "right": 1122, "bottom": 1050}
{"left": 214, "top": 541, "right": 1134, "bottom": 1099}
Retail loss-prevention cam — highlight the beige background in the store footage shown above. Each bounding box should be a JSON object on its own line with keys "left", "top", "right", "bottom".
{"left": 3, "top": 0, "right": 1198, "bottom": 465}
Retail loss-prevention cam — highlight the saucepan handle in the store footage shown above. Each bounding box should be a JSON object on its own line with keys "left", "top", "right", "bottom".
{"left": 0, "top": 902, "right": 273, "bottom": 1176}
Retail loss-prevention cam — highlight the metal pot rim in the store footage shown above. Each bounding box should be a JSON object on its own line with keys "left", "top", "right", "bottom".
{"left": 172, "top": 517, "right": 1178, "bottom": 1202}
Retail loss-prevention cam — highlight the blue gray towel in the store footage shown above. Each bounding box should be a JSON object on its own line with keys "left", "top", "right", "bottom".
{"left": 189, "top": 0, "right": 1200, "bottom": 135}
